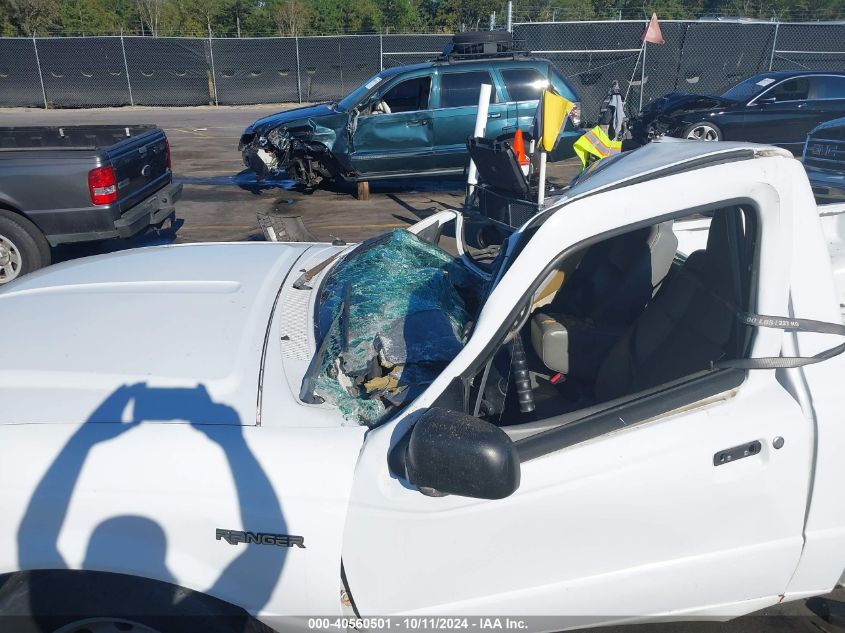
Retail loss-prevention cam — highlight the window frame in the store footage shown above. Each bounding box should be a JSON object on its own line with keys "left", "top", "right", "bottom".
{"left": 809, "top": 75, "right": 845, "bottom": 101}
{"left": 772, "top": 77, "right": 810, "bottom": 102}
{"left": 749, "top": 74, "right": 845, "bottom": 105}
{"left": 498, "top": 66, "right": 549, "bottom": 103}
{"left": 438, "top": 198, "right": 761, "bottom": 462}
{"left": 376, "top": 74, "right": 433, "bottom": 115}
{"left": 435, "top": 69, "right": 498, "bottom": 110}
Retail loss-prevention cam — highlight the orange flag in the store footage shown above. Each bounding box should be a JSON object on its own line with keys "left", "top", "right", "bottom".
{"left": 643, "top": 13, "right": 665, "bottom": 44}
{"left": 513, "top": 128, "right": 529, "bottom": 166}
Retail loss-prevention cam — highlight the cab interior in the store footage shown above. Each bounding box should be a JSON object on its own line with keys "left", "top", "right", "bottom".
{"left": 460, "top": 205, "right": 757, "bottom": 432}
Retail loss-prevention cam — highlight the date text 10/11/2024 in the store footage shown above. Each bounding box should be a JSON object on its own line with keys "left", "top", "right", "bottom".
{"left": 307, "top": 618, "right": 529, "bottom": 630}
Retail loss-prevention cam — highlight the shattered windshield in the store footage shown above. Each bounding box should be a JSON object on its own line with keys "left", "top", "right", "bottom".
{"left": 306, "top": 230, "right": 483, "bottom": 425}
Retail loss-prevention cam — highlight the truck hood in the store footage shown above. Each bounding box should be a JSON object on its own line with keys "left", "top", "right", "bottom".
{"left": 0, "top": 242, "right": 313, "bottom": 425}
{"left": 244, "top": 103, "right": 340, "bottom": 137}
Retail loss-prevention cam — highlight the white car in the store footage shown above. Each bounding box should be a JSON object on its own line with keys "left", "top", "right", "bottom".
{"left": 2, "top": 140, "right": 845, "bottom": 633}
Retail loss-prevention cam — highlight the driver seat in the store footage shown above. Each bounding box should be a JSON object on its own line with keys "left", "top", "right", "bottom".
{"left": 530, "top": 221, "right": 677, "bottom": 381}
{"left": 593, "top": 207, "right": 747, "bottom": 402}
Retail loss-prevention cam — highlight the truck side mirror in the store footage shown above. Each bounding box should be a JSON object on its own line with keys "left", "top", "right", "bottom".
{"left": 405, "top": 408, "right": 520, "bottom": 500}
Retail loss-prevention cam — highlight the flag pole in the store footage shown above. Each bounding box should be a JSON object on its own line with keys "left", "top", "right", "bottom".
{"left": 624, "top": 41, "right": 644, "bottom": 105}
{"left": 639, "top": 40, "right": 647, "bottom": 113}
{"left": 537, "top": 150, "right": 547, "bottom": 206}
{"left": 636, "top": 13, "right": 664, "bottom": 113}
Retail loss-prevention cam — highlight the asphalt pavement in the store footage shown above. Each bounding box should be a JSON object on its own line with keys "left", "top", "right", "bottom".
{"left": 1, "top": 105, "right": 579, "bottom": 252}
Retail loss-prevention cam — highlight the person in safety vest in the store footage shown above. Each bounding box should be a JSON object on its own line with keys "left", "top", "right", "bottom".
{"left": 573, "top": 125, "right": 623, "bottom": 170}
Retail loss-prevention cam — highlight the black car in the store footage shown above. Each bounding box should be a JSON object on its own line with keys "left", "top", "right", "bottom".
{"left": 630, "top": 71, "right": 845, "bottom": 154}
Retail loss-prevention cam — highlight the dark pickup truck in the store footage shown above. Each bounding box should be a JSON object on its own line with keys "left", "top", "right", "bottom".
{"left": 0, "top": 125, "right": 182, "bottom": 284}
{"left": 803, "top": 116, "right": 845, "bottom": 203}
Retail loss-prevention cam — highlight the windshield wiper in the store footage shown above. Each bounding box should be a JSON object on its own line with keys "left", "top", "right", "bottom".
{"left": 293, "top": 252, "right": 344, "bottom": 290}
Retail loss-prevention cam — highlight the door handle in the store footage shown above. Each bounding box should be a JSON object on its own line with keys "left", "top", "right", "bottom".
{"left": 713, "top": 440, "right": 762, "bottom": 466}
{"left": 407, "top": 120, "right": 430, "bottom": 127}
{"left": 488, "top": 112, "right": 502, "bottom": 119}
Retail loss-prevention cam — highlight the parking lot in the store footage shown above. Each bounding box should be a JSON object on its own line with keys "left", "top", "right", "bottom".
{"left": 2, "top": 105, "right": 580, "bottom": 255}
{"left": 2, "top": 105, "right": 844, "bottom": 632}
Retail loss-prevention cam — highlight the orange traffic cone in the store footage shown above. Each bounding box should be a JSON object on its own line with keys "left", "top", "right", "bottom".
{"left": 513, "top": 128, "right": 530, "bottom": 176}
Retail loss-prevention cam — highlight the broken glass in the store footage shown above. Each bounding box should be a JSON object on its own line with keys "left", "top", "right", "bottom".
{"left": 311, "top": 229, "right": 483, "bottom": 425}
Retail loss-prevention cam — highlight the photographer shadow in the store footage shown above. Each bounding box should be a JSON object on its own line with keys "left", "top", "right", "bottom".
{"left": 17, "top": 382, "right": 287, "bottom": 625}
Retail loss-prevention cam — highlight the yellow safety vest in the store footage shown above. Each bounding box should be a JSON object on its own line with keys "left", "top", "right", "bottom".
{"left": 573, "top": 126, "right": 622, "bottom": 170}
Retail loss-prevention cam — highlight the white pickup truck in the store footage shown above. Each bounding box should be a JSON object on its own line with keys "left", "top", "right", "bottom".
{"left": 1, "top": 140, "right": 844, "bottom": 633}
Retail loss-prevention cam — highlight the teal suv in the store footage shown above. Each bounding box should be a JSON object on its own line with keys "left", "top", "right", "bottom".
{"left": 239, "top": 36, "right": 582, "bottom": 187}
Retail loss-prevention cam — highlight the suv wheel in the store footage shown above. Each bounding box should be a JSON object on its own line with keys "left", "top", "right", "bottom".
{"left": 0, "top": 210, "right": 51, "bottom": 284}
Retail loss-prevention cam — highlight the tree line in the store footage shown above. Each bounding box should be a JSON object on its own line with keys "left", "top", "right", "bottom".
{"left": 0, "top": 0, "right": 842, "bottom": 38}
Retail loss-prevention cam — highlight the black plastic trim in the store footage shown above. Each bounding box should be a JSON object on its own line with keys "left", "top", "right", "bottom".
{"left": 359, "top": 167, "right": 462, "bottom": 181}
{"left": 514, "top": 368, "right": 746, "bottom": 463}
{"left": 714, "top": 439, "right": 761, "bottom": 466}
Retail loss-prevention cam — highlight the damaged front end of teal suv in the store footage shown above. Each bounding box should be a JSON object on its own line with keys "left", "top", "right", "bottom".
{"left": 239, "top": 101, "right": 354, "bottom": 186}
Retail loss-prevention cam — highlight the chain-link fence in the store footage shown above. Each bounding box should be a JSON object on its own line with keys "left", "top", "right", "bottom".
{"left": 517, "top": 20, "right": 845, "bottom": 122}
{"left": 381, "top": 34, "right": 452, "bottom": 69}
{"left": 1, "top": 22, "right": 843, "bottom": 116}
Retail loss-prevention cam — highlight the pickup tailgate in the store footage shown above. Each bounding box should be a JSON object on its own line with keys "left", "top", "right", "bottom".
{"left": 106, "top": 128, "right": 170, "bottom": 214}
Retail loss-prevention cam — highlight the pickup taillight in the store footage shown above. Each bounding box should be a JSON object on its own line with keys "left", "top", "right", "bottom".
{"left": 88, "top": 166, "right": 118, "bottom": 205}
{"left": 165, "top": 139, "right": 172, "bottom": 170}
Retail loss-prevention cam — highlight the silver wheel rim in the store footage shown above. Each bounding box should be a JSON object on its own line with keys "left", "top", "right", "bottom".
{"left": 53, "top": 617, "right": 162, "bottom": 633}
{"left": 686, "top": 124, "right": 719, "bottom": 141}
{"left": 0, "top": 233, "right": 22, "bottom": 284}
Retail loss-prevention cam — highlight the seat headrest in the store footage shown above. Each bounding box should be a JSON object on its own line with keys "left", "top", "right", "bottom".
{"left": 646, "top": 221, "right": 678, "bottom": 287}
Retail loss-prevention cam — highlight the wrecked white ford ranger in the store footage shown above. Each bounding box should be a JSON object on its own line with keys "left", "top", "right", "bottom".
{"left": 2, "top": 140, "right": 845, "bottom": 633}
